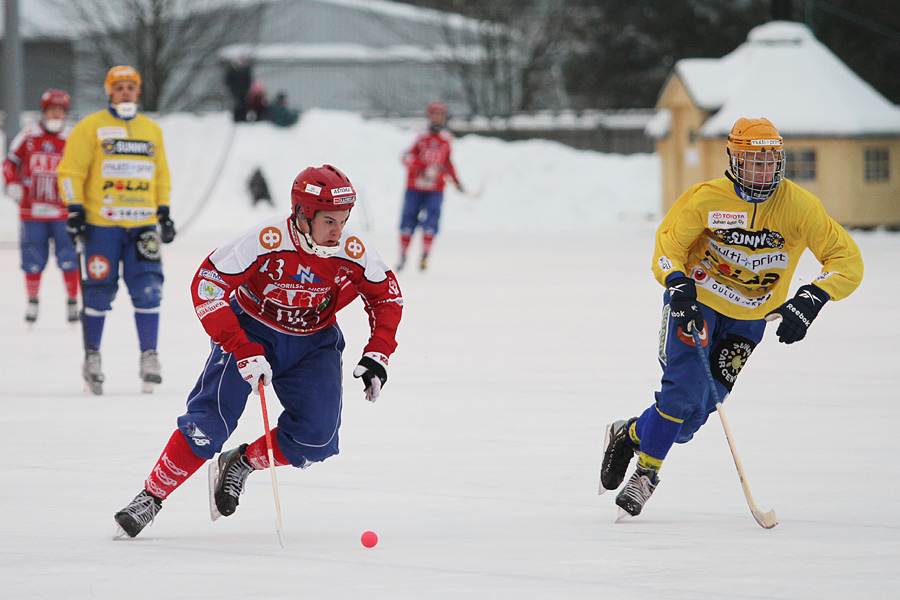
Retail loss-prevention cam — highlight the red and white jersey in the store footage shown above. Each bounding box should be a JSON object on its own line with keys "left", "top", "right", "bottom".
{"left": 2, "top": 122, "right": 71, "bottom": 221}
{"left": 403, "top": 129, "right": 458, "bottom": 192}
{"left": 191, "top": 214, "right": 403, "bottom": 361}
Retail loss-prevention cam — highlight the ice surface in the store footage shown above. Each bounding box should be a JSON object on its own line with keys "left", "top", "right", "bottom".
{"left": 1, "top": 110, "right": 897, "bottom": 599}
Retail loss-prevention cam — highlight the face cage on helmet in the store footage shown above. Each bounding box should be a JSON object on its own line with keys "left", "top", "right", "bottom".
{"left": 729, "top": 149, "right": 785, "bottom": 200}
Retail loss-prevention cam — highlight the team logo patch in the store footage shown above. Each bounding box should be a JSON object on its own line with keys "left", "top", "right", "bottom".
{"left": 676, "top": 324, "right": 708, "bottom": 347}
{"left": 183, "top": 423, "right": 211, "bottom": 446}
{"left": 87, "top": 255, "right": 110, "bottom": 280}
{"left": 136, "top": 229, "right": 161, "bottom": 261}
{"left": 197, "top": 279, "right": 225, "bottom": 300}
{"left": 710, "top": 335, "right": 756, "bottom": 392}
{"left": 259, "top": 226, "right": 281, "bottom": 250}
{"left": 345, "top": 236, "right": 365, "bottom": 259}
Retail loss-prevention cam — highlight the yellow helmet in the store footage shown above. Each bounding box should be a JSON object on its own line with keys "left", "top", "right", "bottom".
{"left": 104, "top": 65, "right": 142, "bottom": 96}
{"left": 726, "top": 117, "right": 785, "bottom": 201}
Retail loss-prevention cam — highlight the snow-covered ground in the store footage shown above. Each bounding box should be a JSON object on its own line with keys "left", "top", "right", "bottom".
{"left": 1, "top": 111, "right": 897, "bottom": 599}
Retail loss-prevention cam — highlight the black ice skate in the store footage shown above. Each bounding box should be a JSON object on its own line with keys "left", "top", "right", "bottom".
{"left": 114, "top": 490, "right": 163, "bottom": 538}
{"left": 209, "top": 444, "right": 254, "bottom": 521}
{"left": 66, "top": 298, "right": 79, "bottom": 323}
{"left": 82, "top": 349, "right": 104, "bottom": 395}
{"left": 599, "top": 417, "right": 639, "bottom": 494}
{"left": 140, "top": 350, "right": 162, "bottom": 393}
{"left": 25, "top": 298, "right": 38, "bottom": 324}
{"left": 615, "top": 465, "right": 659, "bottom": 520}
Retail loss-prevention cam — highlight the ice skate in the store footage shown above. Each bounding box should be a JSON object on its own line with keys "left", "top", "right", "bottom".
{"left": 140, "top": 350, "right": 162, "bottom": 393}
{"left": 599, "top": 417, "right": 638, "bottom": 494}
{"left": 615, "top": 465, "right": 659, "bottom": 519}
{"left": 209, "top": 443, "right": 254, "bottom": 521}
{"left": 82, "top": 349, "right": 104, "bottom": 395}
{"left": 25, "top": 298, "right": 39, "bottom": 324}
{"left": 66, "top": 298, "right": 79, "bottom": 323}
{"left": 419, "top": 255, "right": 428, "bottom": 271}
{"left": 114, "top": 490, "right": 162, "bottom": 538}
{"left": 396, "top": 254, "right": 407, "bottom": 271}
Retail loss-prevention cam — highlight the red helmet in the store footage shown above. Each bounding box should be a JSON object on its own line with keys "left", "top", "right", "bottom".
{"left": 427, "top": 101, "right": 448, "bottom": 115}
{"left": 40, "top": 89, "right": 70, "bottom": 111}
{"left": 290, "top": 165, "right": 356, "bottom": 221}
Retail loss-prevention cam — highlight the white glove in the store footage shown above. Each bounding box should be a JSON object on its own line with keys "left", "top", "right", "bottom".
{"left": 352, "top": 352, "right": 388, "bottom": 403}
{"left": 237, "top": 355, "right": 272, "bottom": 395}
{"left": 7, "top": 183, "right": 23, "bottom": 204}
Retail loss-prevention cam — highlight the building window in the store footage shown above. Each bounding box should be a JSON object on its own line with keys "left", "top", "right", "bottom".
{"left": 864, "top": 148, "right": 889, "bottom": 182}
{"left": 785, "top": 150, "right": 816, "bottom": 180}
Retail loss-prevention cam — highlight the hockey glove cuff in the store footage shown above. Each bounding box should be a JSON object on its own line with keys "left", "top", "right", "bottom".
{"left": 765, "top": 284, "right": 829, "bottom": 344}
{"left": 667, "top": 276, "right": 705, "bottom": 335}
{"left": 66, "top": 205, "right": 87, "bottom": 244}
{"left": 353, "top": 352, "right": 388, "bottom": 403}
{"left": 237, "top": 355, "right": 272, "bottom": 395}
{"left": 157, "top": 206, "right": 176, "bottom": 244}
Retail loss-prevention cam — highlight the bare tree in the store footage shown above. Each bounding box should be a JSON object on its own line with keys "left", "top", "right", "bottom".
{"left": 45, "top": 0, "right": 266, "bottom": 112}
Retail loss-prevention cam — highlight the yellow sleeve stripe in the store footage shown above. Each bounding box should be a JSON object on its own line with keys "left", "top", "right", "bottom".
{"left": 655, "top": 405, "right": 684, "bottom": 424}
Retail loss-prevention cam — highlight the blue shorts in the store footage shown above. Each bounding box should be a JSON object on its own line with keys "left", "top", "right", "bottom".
{"left": 654, "top": 289, "right": 766, "bottom": 442}
{"left": 81, "top": 224, "right": 163, "bottom": 312}
{"left": 400, "top": 189, "right": 444, "bottom": 235}
{"left": 177, "top": 302, "right": 346, "bottom": 467}
{"left": 19, "top": 220, "right": 77, "bottom": 274}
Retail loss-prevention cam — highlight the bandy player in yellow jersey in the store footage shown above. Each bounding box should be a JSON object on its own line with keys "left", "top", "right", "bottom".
{"left": 599, "top": 117, "right": 863, "bottom": 519}
{"left": 58, "top": 66, "right": 176, "bottom": 395}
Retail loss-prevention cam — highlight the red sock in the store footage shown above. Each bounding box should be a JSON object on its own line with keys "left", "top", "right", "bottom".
{"left": 245, "top": 427, "right": 291, "bottom": 469}
{"left": 25, "top": 273, "right": 41, "bottom": 299}
{"left": 422, "top": 233, "right": 435, "bottom": 256}
{"left": 63, "top": 269, "right": 80, "bottom": 299}
{"left": 144, "top": 430, "right": 207, "bottom": 499}
{"left": 399, "top": 232, "right": 412, "bottom": 255}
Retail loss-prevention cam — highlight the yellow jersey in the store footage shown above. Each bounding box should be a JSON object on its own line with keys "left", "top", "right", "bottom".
{"left": 58, "top": 109, "right": 171, "bottom": 229}
{"left": 652, "top": 177, "right": 863, "bottom": 320}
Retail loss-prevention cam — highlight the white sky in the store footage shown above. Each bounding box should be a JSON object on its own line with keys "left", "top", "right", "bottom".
{"left": 1, "top": 110, "right": 898, "bottom": 599}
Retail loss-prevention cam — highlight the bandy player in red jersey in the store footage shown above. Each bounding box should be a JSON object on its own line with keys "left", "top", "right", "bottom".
{"left": 113, "top": 164, "right": 403, "bottom": 538}
{"left": 397, "top": 101, "right": 464, "bottom": 271}
{"left": 2, "top": 89, "right": 79, "bottom": 324}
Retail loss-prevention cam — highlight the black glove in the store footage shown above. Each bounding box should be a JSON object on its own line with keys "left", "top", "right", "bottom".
{"left": 66, "top": 205, "right": 87, "bottom": 244}
{"left": 765, "top": 284, "right": 829, "bottom": 344}
{"left": 352, "top": 352, "right": 388, "bottom": 402}
{"left": 157, "top": 206, "right": 176, "bottom": 243}
{"left": 667, "top": 276, "right": 705, "bottom": 335}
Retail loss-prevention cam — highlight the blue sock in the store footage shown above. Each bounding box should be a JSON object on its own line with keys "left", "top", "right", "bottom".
{"left": 83, "top": 314, "right": 105, "bottom": 351}
{"left": 134, "top": 312, "right": 159, "bottom": 352}
{"left": 635, "top": 404, "right": 684, "bottom": 467}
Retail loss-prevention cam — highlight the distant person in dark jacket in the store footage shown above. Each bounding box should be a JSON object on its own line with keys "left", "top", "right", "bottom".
{"left": 225, "top": 58, "right": 252, "bottom": 122}
{"left": 248, "top": 168, "right": 273, "bottom": 206}
{"left": 268, "top": 92, "right": 300, "bottom": 127}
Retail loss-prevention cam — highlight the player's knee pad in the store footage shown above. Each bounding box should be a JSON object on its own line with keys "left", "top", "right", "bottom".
{"left": 130, "top": 275, "right": 163, "bottom": 309}
{"left": 82, "top": 284, "right": 117, "bottom": 312}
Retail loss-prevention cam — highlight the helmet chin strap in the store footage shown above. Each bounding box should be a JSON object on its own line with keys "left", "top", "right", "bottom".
{"left": 293, "top": 213, "right": 340, "bottom": 258}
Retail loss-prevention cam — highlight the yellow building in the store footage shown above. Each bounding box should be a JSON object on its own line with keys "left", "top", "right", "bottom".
{"left": 647, "top": 21, "right": 900, "bottom": 229}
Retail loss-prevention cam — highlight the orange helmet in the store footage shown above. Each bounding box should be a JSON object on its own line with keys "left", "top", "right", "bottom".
{"left": 104, "top": 65, "right": 142, "bottom": 96}
{"left": 726, "top": 118, "right": 785, "bottom": 201}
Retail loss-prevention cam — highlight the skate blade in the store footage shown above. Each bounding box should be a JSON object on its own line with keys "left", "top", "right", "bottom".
{"left": 615, "top": 507, "right": 635, "bottom": 523}
{"left": 113, "top": 524, "right": 129, "bottom": 540}
{"left": 208, "top": 459, "right": 223, "bottom": 522}
{"left": 84, "top": 381, "right": 103, "bottom": 395}
{"left": 141, "top": 381, "right": 156, "bottom": 394}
